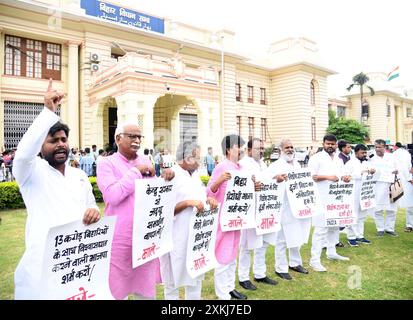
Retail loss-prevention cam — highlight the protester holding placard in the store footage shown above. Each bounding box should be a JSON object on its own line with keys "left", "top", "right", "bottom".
{"left": 207, "top": 134, "right": 247, "bottom": 300}
{"left": 393, "top": 142, "right": 413, "bottom": 233}
{"left": 237, "top": 138, "right": 278, "bottom": 291}
{"left": 369, "top": 139, "right": 399, "bottom": 237}
{"left": 308, "top": 134, "right": 350, "bottom": 272}
{"left": 159, "top": 141, "right": 218, "bottom": 300}
{"left": 344, "top": 144, "right": 376, "bottom": 246}
{"left": 97, "top": 123, "right": 175, "bottom": 300}
{"left": 13, "top": 79, "right": 101, "bottom": 299}
{"left": 265, "top": 139, "right": 312, "bottom": 280}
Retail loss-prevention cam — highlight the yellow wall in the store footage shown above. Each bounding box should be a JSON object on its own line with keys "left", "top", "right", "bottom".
{"left": 0, "top": 1, "right": 332, "bottom": 154}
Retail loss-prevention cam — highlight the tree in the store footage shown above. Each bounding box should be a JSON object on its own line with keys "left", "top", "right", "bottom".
{"left": 346, "top": 72, "right": 375, "bottom": 122}
{"left": 328, "top": 109, "right": 337, "bottom": 125}
{"left": 327, "top": 112, "right": 369, "bottom": 144}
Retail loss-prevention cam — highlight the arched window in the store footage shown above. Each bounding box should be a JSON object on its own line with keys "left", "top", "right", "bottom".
{"left": 310, "top": 80, "right": 316, "bottom": 106}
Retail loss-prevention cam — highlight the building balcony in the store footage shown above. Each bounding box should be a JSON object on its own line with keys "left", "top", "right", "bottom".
{"left": 90, "top": 52, "right": 218, "bottom": 90}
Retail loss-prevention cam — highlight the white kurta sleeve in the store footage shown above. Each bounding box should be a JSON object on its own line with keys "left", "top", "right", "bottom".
{"left": 13, "top": 108, "right": 60, "bottom": 186}
{"left": 307, "top": 154, "right": 319, "bottom": 175}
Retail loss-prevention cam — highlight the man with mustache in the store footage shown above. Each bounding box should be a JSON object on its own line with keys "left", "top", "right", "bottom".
{"left": 344, "top": 144, "right": 375, "bottom": 246}
{"left": 369, "top": 139, "right": 398, "bottom": 237}
{"left": 97, "top": 122, "right": 175, "bottom": 300}
{"left": 237, "top": 138, "right": 278, "bottom": 291}
{"left": 13, "top": 79, "right": 100, "bottom": 299}
{"left": 207, "top": 134, "right": 247, "bottom": 300}
{"left": 159, "top": 141, "right": 218, "bottom": 300}
{"left": 308, "top": 134, "right": 350, "bottom": 272}
{"left": 265, "top": 139, "right": 312, "bottom": 280}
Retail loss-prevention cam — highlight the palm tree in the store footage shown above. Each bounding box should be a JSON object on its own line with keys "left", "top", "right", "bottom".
{"left": 346, "top": 72, "right": 375, "bottom": 122}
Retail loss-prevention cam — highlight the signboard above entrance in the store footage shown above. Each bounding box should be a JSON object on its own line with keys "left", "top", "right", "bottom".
{"left": 80, "top": 0, "right": 165, "bottom": 34}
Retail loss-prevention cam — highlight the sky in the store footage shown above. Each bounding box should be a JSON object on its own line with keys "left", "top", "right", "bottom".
{"left": 114, "top": 0, "right": 412, "bottom": 98}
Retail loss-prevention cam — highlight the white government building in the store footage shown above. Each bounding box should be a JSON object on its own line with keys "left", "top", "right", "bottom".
{"left": 1, "top": 0, "right": 412, "bottom": 157}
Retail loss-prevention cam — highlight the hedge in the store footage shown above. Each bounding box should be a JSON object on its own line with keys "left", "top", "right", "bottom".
{"left": 0, "top": 182, "right": 26, "bottom": 210}
{"left": 0, "top": 177, "right": 103, "bottom": 210}
{"left": 0, "top": 175, "right": 211, "bottom": 210}
{"left": 200, "top": 175, "right": 210, "bottom": 186}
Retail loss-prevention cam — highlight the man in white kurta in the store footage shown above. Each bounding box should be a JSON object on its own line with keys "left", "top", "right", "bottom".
{"left": 237, "top": 138, "right": 278, "bottom": 291}
{"left": 344, "top": 144, "right": 376, "bottom": 246}
{"left": 369, "top": 139, "right": 398, "bottom": 236}
{"left": 160, "top": 142, "right": 218, "bottom": 299}
{"left": 13, "top": 79, "right": 100, "bottom": 299}
{"left": 393, "top": 142, "right": 413, "bottom": 233}
{"left": 265, "top": 139, "right": 311, "bottom": 280}
{"left": 308, "top": 134, "right": 350, "bottom": 272}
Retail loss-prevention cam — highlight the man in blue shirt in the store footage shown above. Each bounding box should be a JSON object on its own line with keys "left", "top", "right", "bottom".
{"left": 79, "top": 147, "right": 95, "bottom": 176}
{"left": 205, "top": 147, "right": 215, "bottom": 176}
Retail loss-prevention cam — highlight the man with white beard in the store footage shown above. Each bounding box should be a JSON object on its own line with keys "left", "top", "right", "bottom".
{"left": 392, "top": 142, "right": 413, "bottom": 233}
{"left": 237, "top": 138, "right": 278, "bottom": 291}
{"left": 265, "top": 139, "right": 312, "bottom": 280}
{"left": 308, "top": 134, "right": 350, "bottom": 272}
{"left": 344, "top": 144, "right": 376, "bottom": 246}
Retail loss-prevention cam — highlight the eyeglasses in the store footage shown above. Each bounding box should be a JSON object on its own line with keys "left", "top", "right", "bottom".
{"left": 119, "top": 133, "right": 144, "bottom": 140}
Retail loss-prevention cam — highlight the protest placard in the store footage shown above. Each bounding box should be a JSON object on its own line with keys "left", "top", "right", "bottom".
{"left": 285, "top": 169, "right": 318, "bottom": 219}
{"left": 255, "top": 178, "right": 284, "bottom": 235}
{"left": 133, "top": 178, "right": 175, "bottom": 268}
{"left": 374, "top": 162, "right": 394, "bottom": 183}
{"left": 360, "top": 173, "right": 377, "bottom": 210}
{"left": 41, "top": 216, "right": 116, "bottom": 300}
{"left": 324, "top": 182, "right": 356, "bottom": 227}
{"left": 186, "top": 205, "right": 219, "bottom": 278}
{"left": 220, "top": 172, "right": 255, "bottom": 232}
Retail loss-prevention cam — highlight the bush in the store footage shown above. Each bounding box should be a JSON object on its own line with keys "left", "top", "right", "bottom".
{"left": 89, "top": 177, "right": 103, "bottom": 203}
{"left": 0, "top": 182, "right": 25, "bottom": 210}
{"left": 200, "top": 175, "right": 210, "bottom": 186}
{"left": 0, "top": 177, "right": 103, "bottom": 210}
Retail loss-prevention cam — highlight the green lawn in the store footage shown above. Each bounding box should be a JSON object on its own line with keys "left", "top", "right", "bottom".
{"left": 1, "top": 204, "right": 412, "bottom": 300}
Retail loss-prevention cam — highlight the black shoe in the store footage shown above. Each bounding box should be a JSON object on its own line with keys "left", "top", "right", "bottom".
{"left": 229, "top": 290, "right": 247, "bottom": 300}
{"left": 238, "top": 280, "right": 257, "bottom": 291}
{"left": 275, "top": 272, "right": 292, "bottom": 280}
{"left": 254, "top": 276, "right": 278, "bottom": 285}
{"left": 289, "top": 265, "right": 309, "bottom": 274}
{"left": 336, "top": 242, "right": 345, "bottom": 248}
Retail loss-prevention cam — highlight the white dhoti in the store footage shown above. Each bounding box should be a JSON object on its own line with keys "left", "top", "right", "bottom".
{"left": 310, "top": 226, "right": 339, "bottom": 265}
{"left": 214, "top": 260, "right": 237, "bottom": 300}
{"left": 275, "top": 227, "right": 302, "bottom": 273}
{"left": 238, "top": 228, "right": 272, "bottom": 281}
{"left": 374, "top": 181, "right": 397, "bottom": 232}
{"left": 399, "top": 176, "right": 413, "bottom": 228}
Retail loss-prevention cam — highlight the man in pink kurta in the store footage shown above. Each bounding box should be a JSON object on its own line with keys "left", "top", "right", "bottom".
{"left": 207, "top": 159, "right": 241, "bottom": 264}
{"left": 97, "top": 124, "right": 173, "bottom": 299}
{"left": 207, "top": 134, "right": 247, "bottom": 300}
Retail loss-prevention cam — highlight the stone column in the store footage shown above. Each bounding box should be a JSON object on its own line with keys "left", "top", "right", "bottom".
{"left": 170, "top": 110, "right": 180, "bottom": 156}
{"left": 141, "top": 98, "right": 157, "bottom": 150}
{"left": 396, "top": 105, "right": 403, "bottom": 142}
{"left": 115, "top": 93, "right": 140, "bottom": 125}
{"left": 115, "top": 94, "right": 158, "bottom": 151}
{"left": 67, "top": 40, "right": 81, "bottom": 148}
{"left": 198, "top": 101, "right": 210, "bottom": 157}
